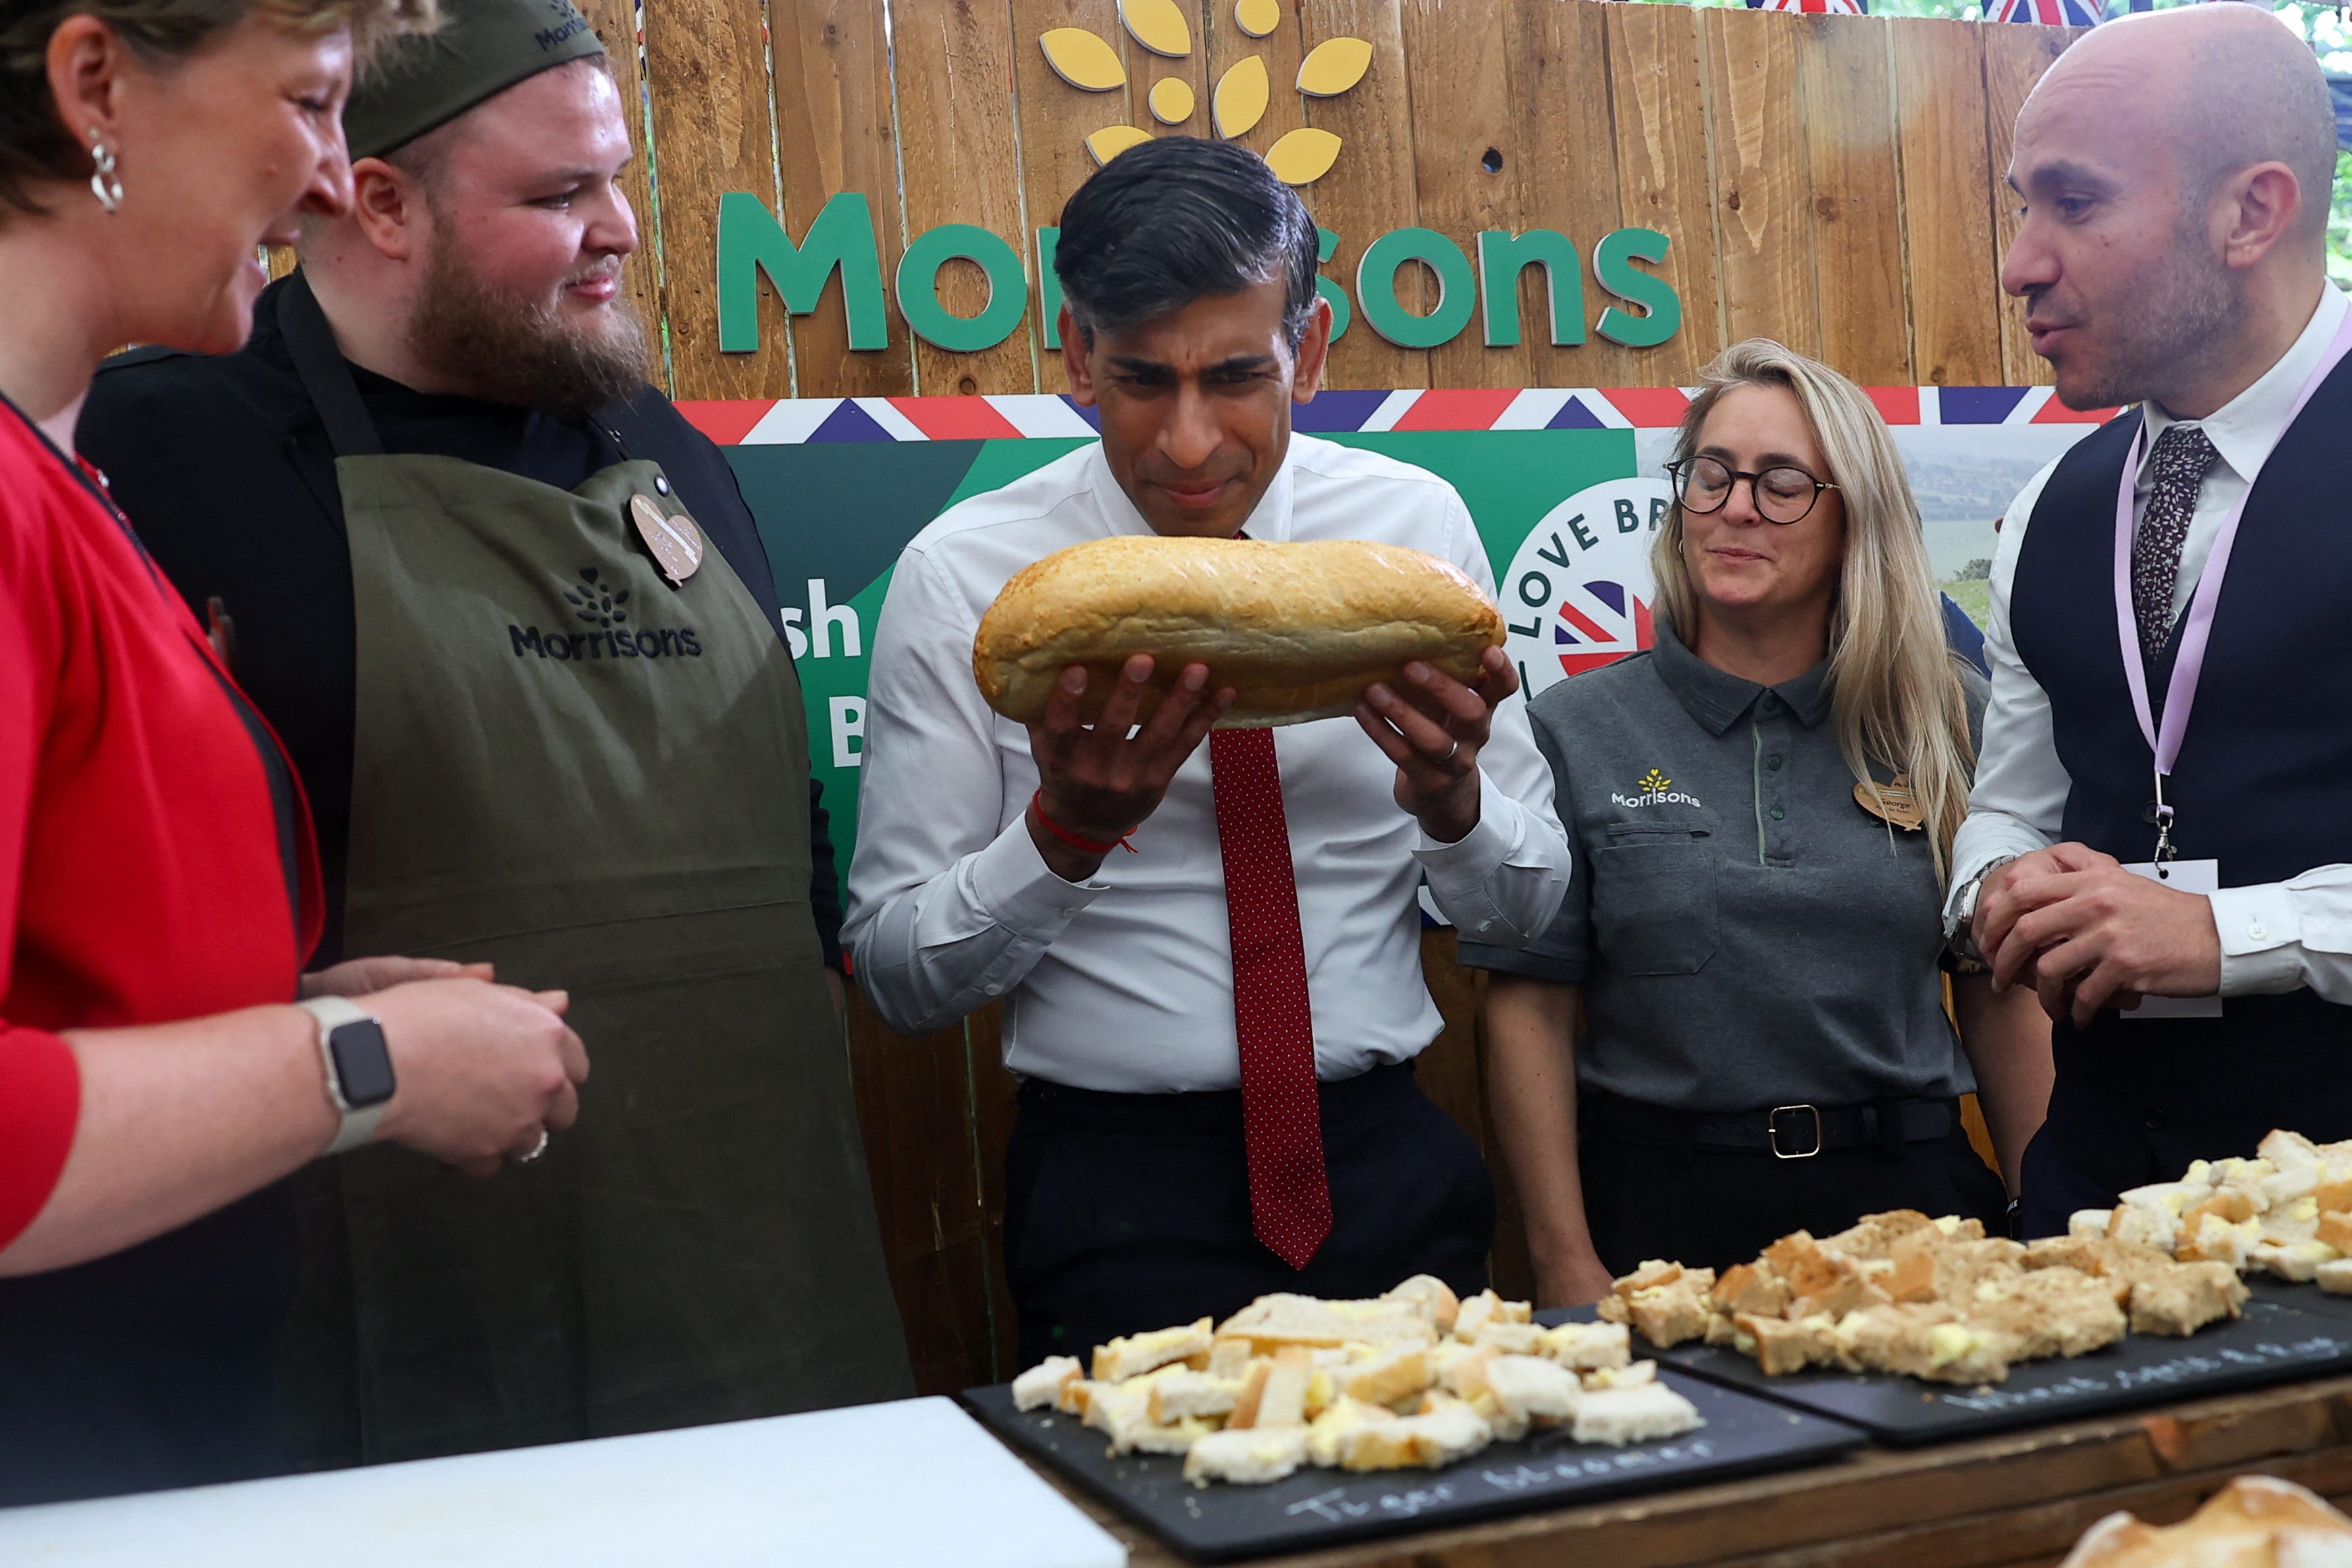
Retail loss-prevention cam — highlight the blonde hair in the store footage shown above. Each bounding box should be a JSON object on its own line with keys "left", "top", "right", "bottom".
{"left": 1652, "top": 339, "right": 1977, "bottom": 881}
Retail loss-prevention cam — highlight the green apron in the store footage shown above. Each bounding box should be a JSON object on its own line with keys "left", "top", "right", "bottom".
{"left": 276, "top": 275, "right": 910, "bottom": 1465}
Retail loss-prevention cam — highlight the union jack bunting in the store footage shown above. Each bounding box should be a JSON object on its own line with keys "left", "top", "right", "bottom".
{"left": 1987, "top": 0, "right": 2103, "bottom": 26}
{"left": 1746, "top": 0, "right": 1867, "bottom": 13}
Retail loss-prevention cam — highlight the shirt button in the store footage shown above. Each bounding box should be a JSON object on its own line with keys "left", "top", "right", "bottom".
{"left": 2145, "top": 1109, "right": 2170, "bottom": 1132}
{"left": 2249, "top": 921, "right": 2270, "bottom": 941}
{"left": 1760, "top": 694, "right": 1781, "bottom": 714}
{"left": 1769, "top": 805, "right": 1785, "bottom": 821}
{"left": 1767, "top": 754, "right": 1783, "bottom": 771}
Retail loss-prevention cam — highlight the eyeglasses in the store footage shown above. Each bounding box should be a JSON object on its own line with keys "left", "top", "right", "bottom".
{"left": 1665, "top": 456, "right": 1839, "bottom": 525}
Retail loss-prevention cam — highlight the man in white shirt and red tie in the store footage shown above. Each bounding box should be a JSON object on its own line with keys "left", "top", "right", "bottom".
{"left": 845, "top": 138, "right": 1571, "bottom": 1362}
{"left": 1947, "top": 5, "right": 2352, "bottom": 1234}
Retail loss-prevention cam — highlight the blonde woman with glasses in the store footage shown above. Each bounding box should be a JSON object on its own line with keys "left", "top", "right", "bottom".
{"left": 1464, "top": 340, "right": 2054, "bottom": 1303}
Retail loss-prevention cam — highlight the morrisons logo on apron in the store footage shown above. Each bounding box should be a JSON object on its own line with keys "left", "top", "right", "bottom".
{"left": 509, "top": 566, "right": 704, "bottom": 663}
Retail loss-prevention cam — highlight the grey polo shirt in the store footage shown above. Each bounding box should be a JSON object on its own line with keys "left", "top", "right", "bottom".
{"left": 1461, "top": 617, "right": 1988, "bottom": 1114}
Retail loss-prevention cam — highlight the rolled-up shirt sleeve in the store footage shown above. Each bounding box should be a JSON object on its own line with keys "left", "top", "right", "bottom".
{"left": 1455, "top": 707, "right": 1590, "bottom": 980}
{"left": 1947, "top": 459, "right": 2068, "bottom": 926}
{"left": 843, "top": 544, "right": 1107, "bottom": 1037}
{"left": 0, "top": 511, "right": 84, "bottom": 1252}
{"left": 1416, "top": 495, "right": 1571, "bottom": 947}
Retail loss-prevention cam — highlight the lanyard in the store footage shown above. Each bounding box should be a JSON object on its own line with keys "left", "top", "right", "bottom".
{"left": 2110, "top": 307, "right": 2352, "bottom": 860}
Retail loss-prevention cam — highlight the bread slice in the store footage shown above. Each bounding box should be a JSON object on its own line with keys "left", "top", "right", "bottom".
{"left": 1469, "top": 1320, "right": 1545, "bottom": 1355}
{"left": 2320, "top": 1257, "right": 2352, "bottom": 1295}
{"left": 1091, "top": 1317, "right": 1213, "bottom": 1382}
{"left": 1382, "top": 1274, "right": 1461, "bottom": 1332}
{"left": 1218, "top": 1293, "right": 1434, "bottom": 1351}
{"left": 1182, "top": 1425, "right": 1309, "bottom": 1487}
{"left": 1228, "top": 1346, "right": 1314, "bottom": 1430}
{"left": 1450, "top": 1288, "right": 1532, "bottom": 1343}
{"left": 1579, "top": 1360, "right": 1657, "bottom": 1392}
{"left": 1482, "top": 1354, "right": 1583, "bottom": 1430}
{"left": 1339, "top": 1344, "right": 1432, "bottom": 1409}
{"left": 1571, "top": 1382, "right": 1704, "bottom": 1446}
{"left": 1011, "top": 1355, "right": 1083, "bottom": 1412}
{"left": 1306, "top": 1397, "right": 1396, "bottom": 1468}
{"left": 1338, "top": 1395, "right": 1494, "bottom": 1471}
{"left": 1540, "top": 1320, "right": 1631, "bottom": 1372}
{"left": 1149, "top": 1369, "right": 1248, "bottom": 1423}
{"left": 1082, "top": 1380, "right": 1213, "bottom": 1456}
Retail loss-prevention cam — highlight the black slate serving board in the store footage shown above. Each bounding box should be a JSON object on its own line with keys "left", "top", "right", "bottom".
{"left": 2248, "top": 1274, "right": 2352, "bottom": 1322}
{"left": 1617, "top": 1297, "right": 2352, "bottom": 1446}
{"left": 962, "top": 1368, "right": 1865, "bottom": 1562}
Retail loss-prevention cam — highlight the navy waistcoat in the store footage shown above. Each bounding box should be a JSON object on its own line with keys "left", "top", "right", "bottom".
{"left": 2010, "top": 359, "right": 2352, "bottom": 1181}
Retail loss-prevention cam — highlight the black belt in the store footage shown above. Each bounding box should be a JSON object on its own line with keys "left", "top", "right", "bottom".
{"left": 1018, "top": 1060, "right": 1421, "bottom": 1136}
{"left": 1584, "top": 1093, "right": 1957, "bottom": 1159}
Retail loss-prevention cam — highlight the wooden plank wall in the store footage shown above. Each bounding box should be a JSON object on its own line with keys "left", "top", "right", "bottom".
{"left": 600, "top": 0, "right": 2084, "bottom": 1394}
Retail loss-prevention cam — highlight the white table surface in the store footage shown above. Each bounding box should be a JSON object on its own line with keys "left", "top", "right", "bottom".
{"left": 0, "top": 1396, "right": 1126, "bottom": 1568}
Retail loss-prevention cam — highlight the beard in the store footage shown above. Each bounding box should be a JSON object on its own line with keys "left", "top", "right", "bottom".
{"left": 406, "top": 233, "right": 650, "bottom": 418}
{"left": 2046, "top": 214, "right": 2246, "bottom": 413}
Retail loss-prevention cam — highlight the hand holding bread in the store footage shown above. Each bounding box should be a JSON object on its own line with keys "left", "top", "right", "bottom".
{"left": 1026, "top": 654, "right": 1234, "bottom": 882}
{"left": 975, "top": 535, "right": 1511, "bottom": 860}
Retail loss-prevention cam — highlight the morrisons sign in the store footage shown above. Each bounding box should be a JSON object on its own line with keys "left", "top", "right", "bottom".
{"left": 714, "top": 192, "right": 1685, "bottom": 357}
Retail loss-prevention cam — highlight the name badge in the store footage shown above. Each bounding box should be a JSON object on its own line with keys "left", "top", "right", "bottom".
{"left": 2117, "top": 858, "right": 2223, "bottom": 1019}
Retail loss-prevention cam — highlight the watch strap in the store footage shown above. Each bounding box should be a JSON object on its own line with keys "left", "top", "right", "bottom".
{"left": 296, "top": 995, "right": 390, "bottom": 1155}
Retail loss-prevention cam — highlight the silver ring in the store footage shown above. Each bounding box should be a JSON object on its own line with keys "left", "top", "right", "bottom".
{"left": 515, "top": 1127, "right": 550, "bottom": 1164}
{"left": 1442, "top": 740, "right": 1461, "bottom": 763}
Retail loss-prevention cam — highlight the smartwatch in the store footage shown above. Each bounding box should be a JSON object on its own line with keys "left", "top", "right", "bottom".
{"left": 296, "top": 995, "right": 396, "bottom": 1155}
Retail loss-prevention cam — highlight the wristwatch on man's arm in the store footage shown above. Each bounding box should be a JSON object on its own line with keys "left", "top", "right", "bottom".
{"left": 295, "top": 996, "right": 398, "bottom": 1155}
{"left": 1943, "top": 856, "right": 2018, "bottom": 972}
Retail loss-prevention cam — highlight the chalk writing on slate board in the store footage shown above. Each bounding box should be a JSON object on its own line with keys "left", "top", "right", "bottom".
{"left": 963, "top": 1369, "right": 1865, "bottom": 1562}
{"left": 1633, "top": 1299, "right": 2352, "bottom": 1447}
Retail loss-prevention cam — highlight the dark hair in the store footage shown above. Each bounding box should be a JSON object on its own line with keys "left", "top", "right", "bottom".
{"left": 1053, "top": 135, "right": 1320, "bottom": 350}
{"left": 0, "top": 0, "right": 431, "bottom": 219}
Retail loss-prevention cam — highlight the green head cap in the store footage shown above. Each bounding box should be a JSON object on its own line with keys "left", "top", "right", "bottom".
{"left": 346, "top": 0, "right": 607, "bottom": 162}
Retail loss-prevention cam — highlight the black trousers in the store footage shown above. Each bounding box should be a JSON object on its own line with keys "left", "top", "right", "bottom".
{"left": 2019, "top": 1014, "right": 2352, "bottom": 1238}
{"left": 1579, "top": 1096, "right": 2008, "bottom": 1278}
{"left": 1003, "top": 1062, "right": 1494, "bottom": 1368}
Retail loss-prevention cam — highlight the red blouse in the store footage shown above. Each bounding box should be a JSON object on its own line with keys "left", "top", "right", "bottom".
{"left": 0, "top": 395, "right": 321, "bottom": 1251}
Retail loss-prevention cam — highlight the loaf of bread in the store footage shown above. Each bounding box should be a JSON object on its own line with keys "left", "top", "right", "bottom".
{"left": 972, "top": 535, "right": 1504, "bottom": 729}
{"left": 2059, "top": 1474, "right": 2352, "bottom": 1567}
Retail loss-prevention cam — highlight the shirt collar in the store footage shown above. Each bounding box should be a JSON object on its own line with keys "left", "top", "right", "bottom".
{"left": 2143, "top": 282, "right": 2350, "bottom": 488}
{"left": 1081, "top": 436, "right": 1299, "bottom": 542}
{"left": 1649, "top": 610, "right": 1834, "bottom": 735}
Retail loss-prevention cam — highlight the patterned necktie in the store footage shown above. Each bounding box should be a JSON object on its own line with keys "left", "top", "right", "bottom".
{"left": 2131, "top": 423, "right": 2220, "bottom": 661}
{"left": 1208, "top": 726, "right": 1332, "bottom": 1272}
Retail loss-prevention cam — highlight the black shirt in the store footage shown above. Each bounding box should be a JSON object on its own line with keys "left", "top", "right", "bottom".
{"left": 77, "top": 278, "right": 842, "bottom": 969}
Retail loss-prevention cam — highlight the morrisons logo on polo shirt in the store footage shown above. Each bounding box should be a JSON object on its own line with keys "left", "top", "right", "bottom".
{"left": 510, "top": 567, "right": 703, "bottom": 664}
{"left": 1611, "top": 768, "right": 1702, "bottom": 810}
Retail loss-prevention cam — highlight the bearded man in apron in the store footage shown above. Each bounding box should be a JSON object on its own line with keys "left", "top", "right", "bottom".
{"left": 76, "top": 0, "right": 910, "bottom": 1467}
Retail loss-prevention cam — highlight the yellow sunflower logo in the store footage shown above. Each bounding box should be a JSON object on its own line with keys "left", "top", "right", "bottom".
{"left": 1639, "top": 770, "right": 1671, "bottom": 794}
{"left": 1037, "top": 0, "right": 1371, "bottom": 186}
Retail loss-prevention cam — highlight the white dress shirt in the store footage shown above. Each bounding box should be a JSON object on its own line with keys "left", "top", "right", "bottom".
{"left": 843, "top": 434, "right": 1572, "bottom": 1092}
{"left": 1950, "top": 282, "right": 2352, "bottom": 1003}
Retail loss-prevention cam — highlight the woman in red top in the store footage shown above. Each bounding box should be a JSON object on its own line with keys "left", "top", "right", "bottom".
{"left": 0, "top": 0, "right": 590, "bottom": 1503}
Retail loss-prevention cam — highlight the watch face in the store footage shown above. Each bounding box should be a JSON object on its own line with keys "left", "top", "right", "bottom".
{"left": 327, "top": 1018, "right": 397, "bottom": 1108}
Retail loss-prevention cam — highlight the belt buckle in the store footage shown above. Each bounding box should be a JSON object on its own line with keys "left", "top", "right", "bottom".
{"left": 1769, "top": 1104, "right": 1823, "bottom": 1160}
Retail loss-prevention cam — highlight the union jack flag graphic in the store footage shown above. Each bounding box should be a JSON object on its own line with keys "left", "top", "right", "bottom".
{"left": 1746, "top": 0, "right": 1867, "bottom": 13}
{"left": 1987, "top": 0, "right": 2102, "bottom": 26}
{"left": 1553, "top": 580, "right": 1656, "bottom": 679}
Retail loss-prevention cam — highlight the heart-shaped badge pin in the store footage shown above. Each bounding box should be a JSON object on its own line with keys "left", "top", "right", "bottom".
{"left": 629, "top": 493, "right": 704, "bottom": 586}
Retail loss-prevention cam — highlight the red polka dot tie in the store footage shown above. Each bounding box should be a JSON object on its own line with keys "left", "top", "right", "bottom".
{"left": 1209, "top": 725, "right": 1332, "bottom": 1272}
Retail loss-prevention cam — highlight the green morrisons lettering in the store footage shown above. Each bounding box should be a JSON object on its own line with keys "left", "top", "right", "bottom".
{"left": 896, "top": 223, "right": 1028, "bottom": 352}
{"left": 712, "top": 193, "right": 1680, "bottom": 356}
{"left": 1477, "top": 229, "right": 1584, "bottom": 348}
{"left": 717, "top": 192, "right": 888, "bottom": 352}
{"left": 1355, "top": 228, "right": 1476, "bottom": 350}
{"left": 1593, "top": 227, "right": 1681, "bottom": 350}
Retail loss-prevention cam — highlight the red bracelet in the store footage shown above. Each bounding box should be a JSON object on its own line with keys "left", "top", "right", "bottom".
{"left": 1030, "top": 790, "right": 1138, "bottom": 856}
